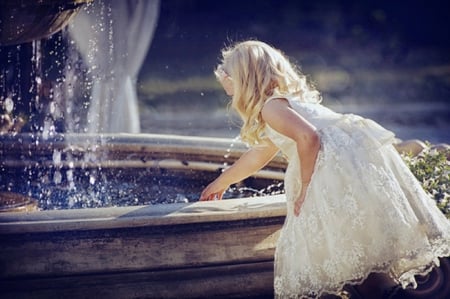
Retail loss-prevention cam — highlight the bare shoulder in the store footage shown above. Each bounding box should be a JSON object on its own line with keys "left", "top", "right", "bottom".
{"left": 261, "top": 97, "right": 290, "bottom": 118}
{"left": 263, "top": 97, "right": 289, "bottom": 107}
{"left": 261, "top": 97, "right": 316, "bottom": 140}
{"left": 261, "top": 97, "right": 294, "bottom": 133}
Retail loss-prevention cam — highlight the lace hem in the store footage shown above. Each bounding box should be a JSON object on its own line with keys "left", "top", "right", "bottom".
{"left": 275, "top": 241, "right": 450, "bottom": 299}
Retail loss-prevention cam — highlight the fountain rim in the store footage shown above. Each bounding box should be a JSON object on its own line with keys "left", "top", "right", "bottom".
{"left": 0, "top": 133, "right": 287, "bottom": 234}
{"left": 0, "top": 194, "right": 286, "bottom": 234}
{"left": 0, "top": 132, "right": 287, "bottom": 173}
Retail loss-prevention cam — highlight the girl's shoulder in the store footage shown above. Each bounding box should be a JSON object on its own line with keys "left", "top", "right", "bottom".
{"left": 266, "top": 92, "right": 318, "bottom": 104}
{"left": 267, "top": 94, "right": 342, "bottom": 125}
{"left": 265, "top": 94, "right": 320, "bottom": 111}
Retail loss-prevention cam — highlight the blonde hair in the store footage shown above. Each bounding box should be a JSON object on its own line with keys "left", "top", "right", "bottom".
{"left": 215, "top": 40, "right": 321, "bottom": 145}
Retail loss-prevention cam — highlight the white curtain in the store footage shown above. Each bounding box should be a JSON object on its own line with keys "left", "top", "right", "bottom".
{"left": 69, "top": 0, "right": 159, "bottom": 133}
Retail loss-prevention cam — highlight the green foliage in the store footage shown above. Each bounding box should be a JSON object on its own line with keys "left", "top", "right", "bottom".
{"left": 402, "top": 146, "right": 450, "bottom": 218}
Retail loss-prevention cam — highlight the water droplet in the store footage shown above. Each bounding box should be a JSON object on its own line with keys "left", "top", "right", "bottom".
{"left": 3, "top": 97, "right": 14, "bottom": 113}
{"left": 53, "top": 171, "right": 62, "bottom": 184}
{"left": 52, "top": 150, "right": 61, "bottom": 165}
{"left": 175, "top": 194, "right": 189, "bottom": 203}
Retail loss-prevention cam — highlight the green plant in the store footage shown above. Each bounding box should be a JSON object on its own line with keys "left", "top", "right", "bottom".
{"left": 402, "top": 146, "right": 450, "bottom": 218}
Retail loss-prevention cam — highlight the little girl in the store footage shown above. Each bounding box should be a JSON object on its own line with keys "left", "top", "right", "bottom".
{"left": 199, "top": 40, "right": 450, "bottom": 298}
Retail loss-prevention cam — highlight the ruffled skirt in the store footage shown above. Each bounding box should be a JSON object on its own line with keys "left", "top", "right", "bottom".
{"left": 274, "top": 114, "right": 450, "bottom": 298}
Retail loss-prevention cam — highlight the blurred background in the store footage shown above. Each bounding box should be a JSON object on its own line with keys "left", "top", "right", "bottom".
{"left": 138, "top": 0, "right": 450, "bottom": 143}
{"left": 1, "top": 0, "right": 449, "bottom": 143}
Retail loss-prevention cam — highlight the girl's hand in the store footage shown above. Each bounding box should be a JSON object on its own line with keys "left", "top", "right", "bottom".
{"left": 199, "top": 141, "right": 279, "bottom": 202}
{"left": 199, "top": 180, "right": 229, "bottom": 201}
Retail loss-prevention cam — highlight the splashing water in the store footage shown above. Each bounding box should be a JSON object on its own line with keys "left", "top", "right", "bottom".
{"left": 0, "top": 1, "right": 285, "bottom": 211}
{"left": 68, "top": 0, "right": 160, "bottom": 134}
{"left": 1, "top": 149, "right": 284, "bottom": 210}
{"left": 1, "top": 1, "right": 163, "bottom": 209}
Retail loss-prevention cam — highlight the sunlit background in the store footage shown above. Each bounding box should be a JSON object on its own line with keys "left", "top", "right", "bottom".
{"left": 1, "top": 0, "right": 449, "bottom": 144}
{"left": 138, "top": 0, "right": 450, "bottom": 143}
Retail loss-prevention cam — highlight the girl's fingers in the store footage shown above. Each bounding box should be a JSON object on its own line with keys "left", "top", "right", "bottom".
{"left": 199, "top": 190, "right": 211, "bottom": 201}
{"left": 209, "top": 192, "right": 222, "bottom": 201}
{"left": 200, "top": 191, "right": 221, "bottom": 201}
{"left": 200, "top": 184, "right": 226, "bottom": 201}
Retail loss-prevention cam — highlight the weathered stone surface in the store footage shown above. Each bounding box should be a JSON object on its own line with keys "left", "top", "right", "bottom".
{"left": 0, "top": 195, "right": 286, "bottom": 298}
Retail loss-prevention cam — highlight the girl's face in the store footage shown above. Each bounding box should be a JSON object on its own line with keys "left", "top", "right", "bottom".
{"left": 216, "top": 65, "right": 234, "bottom": 96}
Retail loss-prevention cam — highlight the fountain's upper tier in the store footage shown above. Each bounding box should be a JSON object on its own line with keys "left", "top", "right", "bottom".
{"left": 0, "top": 0, "right": 92, "bottom": 46}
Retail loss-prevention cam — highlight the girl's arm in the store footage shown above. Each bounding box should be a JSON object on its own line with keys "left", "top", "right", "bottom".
{"left": 261, "top": 98, "right": 320, "bottom": 215}
{"left": 200, "top": 141, "right": 279, "bottom": 201}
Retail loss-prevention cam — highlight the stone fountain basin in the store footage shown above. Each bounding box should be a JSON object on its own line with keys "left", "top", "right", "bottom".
{"left": 0, "top": 195, "right": 285, "bottom": 299}
{"left": 0, "top": 133, "right": 286, "bottom": 298}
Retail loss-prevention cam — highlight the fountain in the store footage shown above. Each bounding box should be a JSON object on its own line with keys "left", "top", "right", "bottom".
{"left": 0, "top": 132, "right": 287, "bottom": 298}
{"left": 0, "top": 1, "right": 449, "bottom": 298}
{"left": 0, "top": 2, "right": 286, "bottom": 297}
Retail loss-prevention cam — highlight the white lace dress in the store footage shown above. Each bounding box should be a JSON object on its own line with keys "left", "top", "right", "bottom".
{"left": 267, "top": 96, "right": 450, "bottom": 298}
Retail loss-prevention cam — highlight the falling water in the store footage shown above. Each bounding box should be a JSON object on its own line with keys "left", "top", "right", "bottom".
{"left": 1, "top": 0, "right": 163, "bottom": 209}
{"left": 0, "top": 0, "right": 161, "bottom": 135}
{"left": 0, "top": 0, "right": 284, "bottom": 211}
{"left": 68, "top": 0, "right": 160, "bottom": 133}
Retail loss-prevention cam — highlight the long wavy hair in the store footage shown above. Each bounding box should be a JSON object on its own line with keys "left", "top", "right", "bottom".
{"left": 215, "top": 40, "right": 321, "bottom": 145}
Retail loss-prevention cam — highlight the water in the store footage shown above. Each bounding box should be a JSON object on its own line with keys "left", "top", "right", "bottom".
{"left": 68, "top": 0, "right": 159, "bottom": 133}
{"left": 1, "top": 0, "right": 160, "bottom": 135}
{"left": 0, "top": 1, "right": 168, "bottom": 210}
{"left": 0, "top": 155, "right": 283, "bottom": 210}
